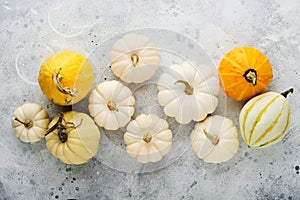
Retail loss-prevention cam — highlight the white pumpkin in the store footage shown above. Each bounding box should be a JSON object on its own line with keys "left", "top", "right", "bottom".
{"left": 88, "top": 80, "right": 135, "bottom": 130}
{"left": 110, "top": 34, "right": 160, "bottom": 83}
{"left": 239, "top": 88, "right": 293, "bottom": 148}
{"left": 11, "top": 103, "right": 50, "bottom": 143}
{"left": 191, "top": 115, "right": 239, "bottom": 163}
{"left": 157, "top": 61, "right": 219, "bottom": 124}
{"left": 45, "top": 111, "right": 101, "bottom": 165}
{"left": 124, "top": 114, "right": 172, "bottom": 163}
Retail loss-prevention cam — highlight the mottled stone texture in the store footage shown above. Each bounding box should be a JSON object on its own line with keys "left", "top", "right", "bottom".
{"left": 1, "top": 0, "right": 300, "bottom": 199}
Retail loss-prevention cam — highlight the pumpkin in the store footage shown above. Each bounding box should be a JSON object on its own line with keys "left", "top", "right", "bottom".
{"left": 110, "top": 34, "right": 160, "bottom": 83}
{"left": 38, "top": 50, "right": 94, "bottom": 106}
{"left": 239, "top": 88, "right": 293, "bottom": 148}
{"left": 124, "top": 114, "right": 173, "bottom": 163}
{"left": 88, "top": 80, "right": 135, "bottom": 130}
{"left": 218, "top": 46, "right": 273, "bottom": 101}
{"left": 11, "top": 103, "right": 50, "bottom": 143}
{"left": 191, "top": 115, "right": 239, "bottom": 163}
{"left": 157, "top": 61, "right": 219, "bottom": 124}
{"left": 45, "top": 111, "right": 100, "bottom": 164}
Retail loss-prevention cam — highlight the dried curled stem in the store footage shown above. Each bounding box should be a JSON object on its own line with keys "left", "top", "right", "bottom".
{"left": 52, "top": 68, "right": 78, "bottom": 104}
{"left": 45, "top": 113, "right": 82, "bottom": 143}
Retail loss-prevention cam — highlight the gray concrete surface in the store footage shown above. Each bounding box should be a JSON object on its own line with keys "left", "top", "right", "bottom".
{"left": 1, "top": 0, "right": 300, "bottom": 199}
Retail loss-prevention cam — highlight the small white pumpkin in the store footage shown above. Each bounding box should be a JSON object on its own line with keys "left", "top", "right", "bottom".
{"left": 88, "top": 80, "right": 135, "bottom": 130}
{"left": 157, "top": 61, "right": 219, "bottom": 124}
{"left": 191, "top": 115, "right": 239, "bottom": 163}
{"left": 45, "top": 111, "right": 101, "bottom": 165}
{"left": 239, "top": 88, "right": 293, "bottom": 148}
{"left": 110, "top": 34, "right": 160, "bottom": 83}
{"left": 124, "top": 114, "right": 172, "bottom": 163}
{"left": 11, "top": 103, "right": 50, "bottom": 143}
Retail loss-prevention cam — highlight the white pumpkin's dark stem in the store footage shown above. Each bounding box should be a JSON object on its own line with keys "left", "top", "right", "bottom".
{"left": 107, "top": 101, "right": 119, "bottom": 112}
{"left": 175, "top": 80, "right": 194, "bottom": 95}
{"left": 203, "top": 129, "right": 219, "bottom": 145}
{"left": 14, "top": 117, "right": 33, "bottom": 129}
{"left": 281, "top": 88, "right": 294, "bottom": 98}
{"left": 243, "top": 69, "right": 257, "bottom": 86}
{"left": 143, "top": 133, "right": 152, "bottom": 143}
{"left": 45, "top": 113, "right": 82, "bottom": 143}
{"left": 52, "top": 68, "right": 78, "bottom": 104}
{"left": 131, "top": 53, "right": 139, "bottom": 67}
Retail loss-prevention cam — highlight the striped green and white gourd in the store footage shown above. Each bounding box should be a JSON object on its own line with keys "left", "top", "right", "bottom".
{"left": 239, "top": 88, "right": 293, "bottom": 148}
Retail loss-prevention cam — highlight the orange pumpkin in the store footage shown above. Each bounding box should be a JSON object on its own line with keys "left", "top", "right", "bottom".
{"left": 218, "top": 46, "right": 273, "bottom": 101}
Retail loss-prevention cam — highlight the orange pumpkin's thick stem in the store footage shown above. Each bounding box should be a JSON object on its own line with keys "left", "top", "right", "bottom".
{"left": 203, "top": 129, "right": 219, "bottom": 145}
{"left": 175, "top": 80, "right": 194, "bottom": 95}
{"left": 243, "top": 69, "right": 257, "bottom": 86}
{"left": 52, "top": 68, "right": 78, "bottom": 104}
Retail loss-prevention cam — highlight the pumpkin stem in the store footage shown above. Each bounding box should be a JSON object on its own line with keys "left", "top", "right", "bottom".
{"left": 45, "top": 113, "right": 82, "bottom": 143}
{"left": 14, "top": 117, "right": 33, "bottom": 129}
{"left": 143, "top": 133, "right": 152, "bottom": 143}
{"left": 52, "top": 68, "right": 78, "bottom": 104}
{"left": 203, "top": 129, "right": 219, "bottom": 145}
{"left": 281, "top": 88, "right": 294, "bottom": 98}
{"left": 107, "top": 101, "right": 119, "bottom": 111}
{"left": 45, "top": 113, "right": 64, "bottom": 136}
{"left": 131, "top": 53, "right": 139, "bottom": 67}
{"left": 243, "top": 69, "right": 257, "bottom": 86}
{"left": 175, "top": 80, "right": 194, "bottom": 95}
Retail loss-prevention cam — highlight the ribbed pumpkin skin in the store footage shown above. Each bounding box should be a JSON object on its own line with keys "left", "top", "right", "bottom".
{"left": 110, "top": 34, "right": 160, "bottom": 83}
{"left": 45, "top": 112, "right": 100, "bottom": 164}
{"left": 239, "top": 92, "right": 290, "bottom": 148}
{"left": 11, "top": 103, "right": 50, "bottom": 143}
{"left": 218, "top": 46, "right": 273, "bottom": 101}
{"left": 191, "top": 115, "right": 239, "bottom": 163}
{"left": 157, "top": 62, "right": 219, "bottom": 124}
{"left": 88, "top": 80, "right": 135, "bottom": 131}
{"left": 124, "top": 114, "right": 172, "bottom": 163}
{"left": 38, "top": 50, "right": 94, "bottom": 106}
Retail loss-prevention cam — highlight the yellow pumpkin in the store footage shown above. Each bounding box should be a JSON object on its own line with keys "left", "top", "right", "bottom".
{"left": 45, "top": 111, "right": 100, "bottom": 164}
{"left": 38, "top": 50, "right": 94, "bottom": 106}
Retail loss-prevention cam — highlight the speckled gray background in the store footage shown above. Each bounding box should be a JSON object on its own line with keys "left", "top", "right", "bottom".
{"left": 1, "top": 0, "right": 300, "bottom": 199}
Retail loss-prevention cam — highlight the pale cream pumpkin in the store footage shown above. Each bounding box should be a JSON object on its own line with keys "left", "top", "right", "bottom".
{"left": 191, "top": 115, "right": 239, "bottom": 163}
{"left": 239, "top": 88, "right": 293, "bottom": 148}
{"left": 45, "top": 111, "right": 100, "bottom": 165}
{"left": 110, "top": 34, "right": 160, "bottom": 83}
{"left": 157, "top": 61, "right": 219, "bottom": 124}
{"left": 124, "top": 114, "right": 173, "bottom": 163}
{"left": 11, "top": 103, "right": 50, "bottom": 143}
{"left": 88, "top": 80, "right": 135, "bottom": 130}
